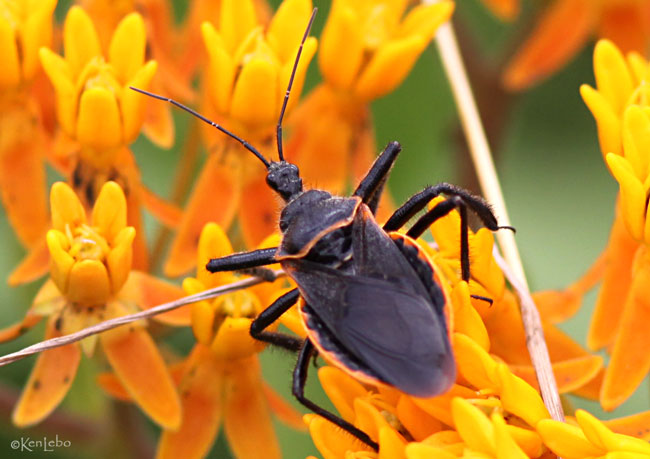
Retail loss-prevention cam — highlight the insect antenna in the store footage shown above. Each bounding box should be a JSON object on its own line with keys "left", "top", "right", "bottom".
{"left": 275, "top": 7, "right": 318, "bottom": 162}
{"left": 129, "top": 87, "right": 271, "bottom": 168}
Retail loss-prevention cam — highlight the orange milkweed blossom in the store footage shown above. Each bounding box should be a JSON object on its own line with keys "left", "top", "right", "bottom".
{"left": 307, "top": 331, "right": 649, "bottom": 458}
{"left": 0, "top": 0, "right": 57, "bottom": 249}
{"left": 1, "top": 181, "right": 185, "bottom": 429}
{"left": 535, "top": 40, "right": 650, "bottom": 409}
{"left": 99, "top": 223, "right": 303, "bottom": 458}
{"left": 421, "top": 198, "right": 603, "bottom": 397}
{"left": 16, "top": 5, "right": 183, "bottom": 282}
{"left": 502, "top": 0, "right": 650, "bottom": 91}
{"left": 478, "top": 0, "right": 520, "bottom": 21}
{"left": 285, "top": 0, "right": 454, "bottom": 220}
{"left": 163, "top": 0, "right": 317, "bottom": 276}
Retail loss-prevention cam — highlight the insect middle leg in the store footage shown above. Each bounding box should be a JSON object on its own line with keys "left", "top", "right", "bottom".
{"left": 293, "top": 339, "right": 379, "bottom": 451}
{"left": 250, "top": 288, "right": 303, "bottom": 352}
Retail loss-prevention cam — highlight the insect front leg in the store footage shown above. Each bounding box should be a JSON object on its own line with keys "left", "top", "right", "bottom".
{"left": 293, "top": 340, "right": 379, "bottom": 451}
{"left": 353, "top": 141, "right": 402, "bottom": 215}
{"left": 250, "top": 288, "right": 303, "bottom": 352}
{"left": 206, "top": 247, "right": 277, "bottom": 272}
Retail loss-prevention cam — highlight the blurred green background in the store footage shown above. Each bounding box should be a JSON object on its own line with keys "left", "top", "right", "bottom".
{"left": 0, "top": 0, "right": 646, "bottom": 457}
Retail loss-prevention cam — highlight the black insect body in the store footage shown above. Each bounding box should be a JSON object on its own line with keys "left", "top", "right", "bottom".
{"left": 132, "top": 8, "right": 508, "bottom": 451}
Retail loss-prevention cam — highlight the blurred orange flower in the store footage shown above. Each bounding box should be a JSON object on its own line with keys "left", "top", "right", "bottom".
{"left": 0, "top": 0, "right": 57, "bottom": 248}
{"left": 503, "top": 0, "right": 650, "bottom": 91}
{"left": 286, "top": 0, "right": 454, "bottom": 217}
{"left": 164, "top": 0, "right": 317, "bottom": 276}
{"left": 8, "top": 6, "right": 183, "bottom": 279}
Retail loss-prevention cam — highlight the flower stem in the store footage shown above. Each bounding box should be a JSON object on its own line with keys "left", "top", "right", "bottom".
{"left": 432, "top": 8, "right": 564, "bottom": 422}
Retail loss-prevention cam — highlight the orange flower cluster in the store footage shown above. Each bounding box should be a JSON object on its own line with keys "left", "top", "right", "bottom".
{"left": 0, "top": 1, "right": 648, "bottom": 458}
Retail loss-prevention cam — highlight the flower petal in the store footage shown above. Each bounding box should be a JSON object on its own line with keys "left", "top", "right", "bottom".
{"left": 230, "top": 56, "right": 278, "bottom": 128}
{"left": 318, "top": 1, "right": 364, "bottom": 91}
{"left": 305, "top": 413, "right": 372, "bottom": 459}
{"left": 19, "top": 0, "right": 57, "bottom": 80}
{"left": 50, "top": 182, "right": 86, "bottom": 231}
{"left": 196, "top": 222, "right": 234, "bottom": 287}
{"left": 607, "top": 154, "right": 645, "bottom": 241}
{"left": 0, "top": 16, "right": 21, "bottom": 89}
{"left": 157, "top": 345, "right": 224, "bottom": 459}
{"left": 491, "top": 412, "right": 528, "bottom": 459}
{"left": 165, "top": 151, "right": 241, "bottom": 277}
{"left": 91, "top": 181, "right": 127, "bottom": 242}
{"left": 593, "top": 39, "right": 635, "bottom": 116}
{"left": 503, "top": 0, "right": 594, "bottom": 91}
{"left": 8, "top": 233, "right": 50, "bottom": 286}
{"left": 451, "top": 397, "right": 495, "bottom": 455}
{"left": 605, "top": 410, "right": 650, "bottom": 440}
{"left": 63, "top": 6, "right": 101, "bottom": 78}
{"left": 12, "top": 317, "right": 80, "bottom": 427}
{"left": 119, "top": 271, "right": 189, "bottom": 326}
{"left": 39, "top": 48, "right": 77, "bottom": 136}
{"left": 396, "top": 2, "right": 454, "bottom": 40}
{"left": 101, "top": 320, "right": 181, "bottom": 429}
{"left": 267, "top": 0, "right": 313, "bottom": 63}
{"left": 588, "top": 212, "right": 639, "bottom": 350}
{"left": 219, "top": 0, "right": 258, "bottom": 53}
{"left": 496, "top": 364, "right": 549, "bottom": 427}
{"left": 240, "top": 173, "right": 281, "bottom": 248}
{"left": 76, "top": 87, "right": 123, "bottom": 150}
{"left": 109, "top": 13, "right": 146, "bottom": 83}
{"left": 66, "top": 260, "right": 111, "bottom": 306}
{"left": 479, "top": 0, "right": 520, "bottom": 21}
{"left": 319, "top": 366, "right": 368, "bottom": 424}
{"left": 576, "top": 409, "right": 650, "bottom": 454}
{"left": 354, "top": 35, "right": 426, "bottom": 101}
{"left": 537, "top": 419, "right": 605, "bottom": 458}
{"left": 601, "top": 249, "right": 650, "bottom": 410}
{"left": 511, "top": 355, "right": 603, "bottom": 394}
{"left": 396, "top": 395, "right": 442, "bottom": 441}
{"left": 451, "top": 281, "right": 490, "bottom": 351}
{"left": 580, "top": 84, "right": 623, "bottom": 159}
{"left": 223, "top": 356, "right": 281, "bottom": 459}
{"left": 262, "top": 382, "right": 305, "bottom": 430}
{"left": 121, "top": 61, "right": 158, "bottom": 144}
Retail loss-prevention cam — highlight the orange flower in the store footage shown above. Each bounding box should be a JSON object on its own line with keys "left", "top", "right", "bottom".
{"left": 163, "top": 0, "right": 317, "bottom": 276}
{"left": 4, "top": 181, "right": 184, "bottom": 429}
{"left": 100, "top": 223, "right": 302, "bottom": 458}
{"left": 10, "top": 6, "right": 183, "bottom": 276}
{"left": 0, "top": 0, "right": 57, "bottom": 248}
{"left": 286, "top": 0, "right": 454, "bottom": 214}
{"left": 478, "top": 0, "right": 520, "bottom": 21}
{"left": 536, "top": 41, "right": 650, "bottom": 409}
{"left": 503, "top": 0, "right": 650, "bottom": 91}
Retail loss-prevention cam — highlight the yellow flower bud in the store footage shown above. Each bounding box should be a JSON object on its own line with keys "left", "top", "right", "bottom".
{"left": 38, "top": 7, "right": 156, "bottom": 158}
{"left": 47, "top": 181, "right": 134, "bottom": 306}
{"left": 202, "top": 0, "right": 317, "bottom": 135}
{"left": 319, "top": 0, "right": 454, "bottom": 101}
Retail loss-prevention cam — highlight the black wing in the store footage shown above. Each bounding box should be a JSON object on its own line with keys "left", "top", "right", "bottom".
{"left": 286, "top": 259, "right": 455, "bottom": 397}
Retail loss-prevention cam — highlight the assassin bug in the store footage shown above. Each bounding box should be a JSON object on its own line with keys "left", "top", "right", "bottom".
{"left": 133, "top": 8, "right": 510, "bottom": 451}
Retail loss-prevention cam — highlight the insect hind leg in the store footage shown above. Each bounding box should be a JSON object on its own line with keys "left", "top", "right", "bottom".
{"left": 383, "top": 183, "right": 500, "bottom": 232}
{"left": 293, "top": 340, "right": 379, "bottom": 451}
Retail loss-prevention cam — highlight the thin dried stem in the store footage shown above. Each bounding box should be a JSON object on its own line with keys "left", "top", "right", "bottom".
{"left": 431, "top": 7, "right": 564, "bottom": 422}
{"left": 0, "top": 271, "right": 284, "bottom": 368}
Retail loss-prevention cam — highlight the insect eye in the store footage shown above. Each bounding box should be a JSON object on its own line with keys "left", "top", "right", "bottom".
{"left": 280, "top": 219, "right": 289, "bottom": 232}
